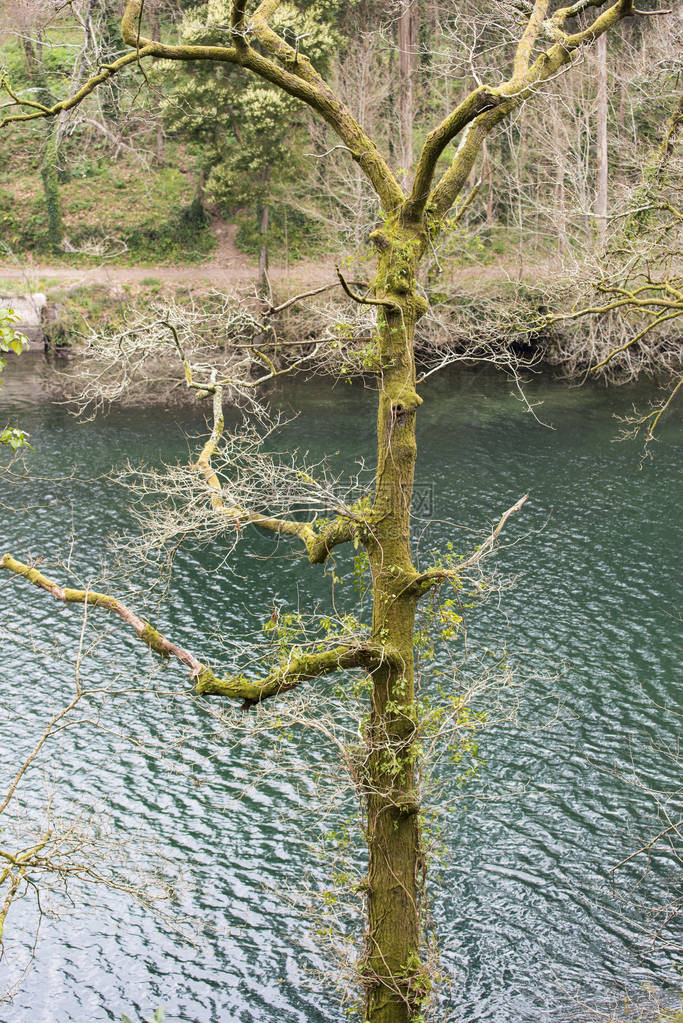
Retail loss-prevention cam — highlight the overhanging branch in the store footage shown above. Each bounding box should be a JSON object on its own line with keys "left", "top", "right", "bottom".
{"left": 195, "top": 641, "right": 391, "bottom": 707}
{"left": 412, "top": 494, "right": 529, "bottom": 597}
{"left": 0, "top": 555, "right": 389, "bottom": 709}
{"left": 0, "top": 553, "right": 203, "bottom": 675}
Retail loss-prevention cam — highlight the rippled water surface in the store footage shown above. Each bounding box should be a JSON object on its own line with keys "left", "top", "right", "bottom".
{"left": 1, "top": 356, "right": 680, "bottom": 1022}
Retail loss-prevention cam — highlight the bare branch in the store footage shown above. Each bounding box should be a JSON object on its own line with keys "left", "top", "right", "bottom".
{"left": 413, "top": 494, "right": 530, "bottom": 596}
{"left": 0, "top": 553, "right": 204, "bottom": 677}
{"left": 336, "top": 266, "right": 401, "bottom": 311}
{"left": 414, "top": 0, "right": 637, "bottom": 223}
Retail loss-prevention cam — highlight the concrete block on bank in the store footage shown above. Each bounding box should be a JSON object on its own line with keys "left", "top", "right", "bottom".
{"left": 0, "top": 293, "right": 48, "bottom": 349}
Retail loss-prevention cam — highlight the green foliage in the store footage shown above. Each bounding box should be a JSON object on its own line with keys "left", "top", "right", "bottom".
{"left": 352, "top": 550, "right": 371, "bottom": 596}
{"left": 0, "top": 132, "right": 214, "bottom": 262}
{"left": 159, "top": 2, "right": 336, "bottom": 254}
{"left": 263, "top": 607, "right": 366, "bottom": 667}
{"left": 233, "top": 203, "right": 325, "bottom": 260}
{"left": 0, "top": 308, "right": 30, "bottom": 449}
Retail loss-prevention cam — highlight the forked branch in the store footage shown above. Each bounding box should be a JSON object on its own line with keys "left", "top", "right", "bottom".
{"left": 407, "top": 0, "right": 637, "bottom": 224}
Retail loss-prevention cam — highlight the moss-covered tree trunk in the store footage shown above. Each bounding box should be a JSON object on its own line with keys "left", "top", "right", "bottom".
{"left": 41, "top": 121, "right": 63, "bottom": 253}
{"left": 362, "top": 224, "right": 428, "bottom": 1023}
{"left": 258, "top": 200, "right": 270, "bottom": 295}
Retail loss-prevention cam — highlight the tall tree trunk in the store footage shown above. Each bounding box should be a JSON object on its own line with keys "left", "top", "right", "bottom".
{"left": 21, "top": 37, "right": 38, "bottom": 77}
{"left": 22, "top": 29, "right": 51, "bottom": 105}
{"left": 554, "top": 152, "right": 567, "bottom": 254}
{"left": 149, "top": 3, "right": 165, "bottom": 162}
{"left": 258, "top": 202, "right": 270, "bottom": 297}
{"left": 41, "top": 121, "right": 63, "bottom": 253}
{"left": 481, "top": 140, "right": 494, "bottom": 228}
{"left": 363, "top": 221, "right": 429, "bottom": 1023}
{"left": 596, "top": 34, "right": 608, "bottom": 248}
{"left": 398, "top": 1, "right": 417, "bottom": 190}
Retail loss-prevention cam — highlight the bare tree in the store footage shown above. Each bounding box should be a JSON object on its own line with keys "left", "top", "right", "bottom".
{"left": 0, "top": 3, "right": 672, "bottom": 1021}
{"left": 543, "top": 91, "right": 682, "bottom": 451}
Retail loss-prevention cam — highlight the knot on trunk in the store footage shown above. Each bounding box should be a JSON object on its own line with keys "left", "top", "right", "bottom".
{"left": 391, "top": 392, "right": 422, "bottom": 421}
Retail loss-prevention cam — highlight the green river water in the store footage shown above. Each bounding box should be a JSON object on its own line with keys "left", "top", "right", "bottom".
{"left": 0, "top": 355, "right": 680, "bottom": 1022}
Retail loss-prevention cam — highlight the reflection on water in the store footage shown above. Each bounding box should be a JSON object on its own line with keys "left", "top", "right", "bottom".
{"left": 0, "top": 355, "right": 681, "bottom": 1022}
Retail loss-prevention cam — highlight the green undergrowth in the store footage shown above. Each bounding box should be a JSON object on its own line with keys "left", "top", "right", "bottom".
{"left": 233, "top": 204, "right": 328, "bottom": 261}
{"left": 0, "top": 128, "right": 215, "bottom": 265}
{"left": 0, "top": 29, "right": 209, "bottom": 265}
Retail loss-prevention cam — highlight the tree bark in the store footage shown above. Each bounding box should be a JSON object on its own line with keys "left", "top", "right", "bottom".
{"left": 398, "top": 1, "right": 417, "bottom": 190}
{"left": 258, "top": 201, "right": 270, "bottom": 296}
{"left": 41, "top": 121, "right": 63, "bottom": 252}
{"left": 362, "top": 222, "right": 429, "bottom": 1023}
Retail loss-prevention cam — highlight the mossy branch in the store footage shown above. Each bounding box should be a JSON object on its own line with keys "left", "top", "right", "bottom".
{"left": 0, "top": 49, "right": 154, "bottom": 129}
{"left": 0, "top": 553, "right": 204, "bottom": 675}
{"left": 410, "top": 0, "right": 637, "bottom": 225}
{"left": 0, "top": 554, "right": 387, "bottom": 709}
{"left": 335, "top": 266, "right": 401, "bottom": 312}
{"left": 196, "top": 642, "right": 392, "bottom": 708}
{"left": 187, "top": 381, "right": 362, "bottom": 562}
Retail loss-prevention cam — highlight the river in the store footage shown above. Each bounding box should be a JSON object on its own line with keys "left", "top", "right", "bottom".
{"left": 0, "top": 355, "right": 680, "bottom": 1022}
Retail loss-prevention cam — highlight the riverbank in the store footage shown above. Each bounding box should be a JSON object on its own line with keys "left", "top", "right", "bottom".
{"left": 0, "top": 252, "right": 560, "bottom": 356}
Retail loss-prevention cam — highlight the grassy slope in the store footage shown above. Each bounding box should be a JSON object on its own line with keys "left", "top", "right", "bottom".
{"left": 0, "top": 130, "right": 216, "bottom": 265}
{"left": 0, "top": 26, "right": 215, "bottom": 266}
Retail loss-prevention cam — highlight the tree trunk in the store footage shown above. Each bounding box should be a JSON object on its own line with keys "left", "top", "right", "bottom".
{"left": 362, "top": 222, "right": 429, "bottom": 1023}
{"left": 22, "top": 30, "right": 51, "bottom": 105}
{"left": 398, "top": 2, "right": 417, "bottom": 190}
{"left": 149, "top": 3, "right": 165, "bottom": 162}
{"left": 481, "top": 140, "right": 494, "bottom": 228}
{"left": 595, "top": 34, "right": 608, "bottom": 248}
{"left": 41, "top": 122, "right": 63, "bottom": 253}
{"left": 258, "top": 202, "right": 270, "bottom": 297}
{"left": 553, "top": 115, "right": 567, "bottom": 253}
{"left": 21, "top": 37, "right": 37, "bottom": 76}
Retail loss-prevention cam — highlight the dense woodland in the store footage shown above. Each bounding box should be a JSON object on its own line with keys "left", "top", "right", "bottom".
{"left": 0, "top": 1, "right": 677, "bottom": 257}
{"left": 0, "top": 2, "right": 680, "bottom": 389}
